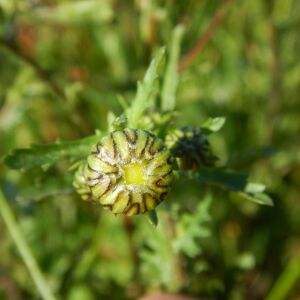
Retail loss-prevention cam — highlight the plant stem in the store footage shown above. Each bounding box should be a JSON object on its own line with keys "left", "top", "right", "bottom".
{"left": 0, "top": 38, "right": 92, "bottom": 135}
{"left": 265, "top": 250, "right": 300, "bottom": 300}
{"left": 178, "top": 0, "right": 232, "bottom": 73}
{"left": 0, "top": 189, "right": 56, "bottom": 300}
{"left": 0, "top": 38, "right": 66, "bottom": 100}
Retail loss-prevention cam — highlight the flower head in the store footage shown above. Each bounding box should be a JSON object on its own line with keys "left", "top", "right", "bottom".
{"left": 84, "top": 128, "right": 173, "bottom": 216}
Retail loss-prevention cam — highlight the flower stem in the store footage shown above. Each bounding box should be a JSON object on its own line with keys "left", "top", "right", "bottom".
{"left": 0, "top": 189, "right": 56, "bottom": 300}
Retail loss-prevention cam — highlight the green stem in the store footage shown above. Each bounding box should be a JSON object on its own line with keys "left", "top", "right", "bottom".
{"left": 0, "top": 38, "right": 66, "bottom": 100}
{"left": 265, "top": 251, "right": 300, "bottom": 300}
{"left": 0, "top": 189, "right": 56, "bottom": 300}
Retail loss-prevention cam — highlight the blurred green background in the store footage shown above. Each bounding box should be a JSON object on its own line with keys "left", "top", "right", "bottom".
{"left": 0, "top": 0, "right": 300, "bottom": 299}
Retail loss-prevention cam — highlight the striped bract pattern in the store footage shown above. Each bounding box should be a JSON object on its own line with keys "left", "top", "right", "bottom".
{"left": 83, "top": 128, "right": 173, "bottom": 216}
{"left": 73, "top": 163, "right": 92, "bottom": 201}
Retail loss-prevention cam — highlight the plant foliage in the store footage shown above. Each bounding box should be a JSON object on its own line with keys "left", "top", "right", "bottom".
{"left": 0, "top": 1, "right": 299, "bottom": 300}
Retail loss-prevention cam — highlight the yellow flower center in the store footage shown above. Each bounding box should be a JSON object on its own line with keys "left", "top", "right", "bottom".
{"left": 123, "top": 163, "right": 146, "bottom": 185}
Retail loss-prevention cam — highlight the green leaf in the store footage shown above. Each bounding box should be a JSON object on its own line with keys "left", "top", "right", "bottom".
{"left": 126, "top": 47, "right": 166, "bottom": 128}
{"left": 107, "top": 111, "right": 117, "bottom": 132}
{"left": 144, "top": 210, "right": 159, "bottom": 227}
{"left": 201, "top": 117, "right": 226, "bottom": 133}
{"left": 177, "top": 168, "right": 273, "bottom": 206}
{"left": 161, "top": 25, "right": 185, "bottom": 111}
{"left": 4, "top": 134, "right": 101, "bottom": 170}
{"left": 245, "top": 182, "right": 266, "bottom": 193}
{"left": 237, "top": 191, "right": 274, "bottom": 206}
{"left": 137, "top": 212, "right": 183, "bottom": 292}
{"left": 112, "top": 115, "right": 128, "bottom": 131}
{"left": 190, "top": 167, "right": 248, "bottom": 191}
{"left": 174, "top": 193, "right": 212, "bottom": 258}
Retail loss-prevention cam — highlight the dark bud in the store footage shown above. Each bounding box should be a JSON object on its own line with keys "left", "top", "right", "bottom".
{"left": 167, "top": 127, "right": 217, "bottom": 170}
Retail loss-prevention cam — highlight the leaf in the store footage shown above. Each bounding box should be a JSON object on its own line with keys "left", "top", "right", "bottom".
{"left": 245, "top": 182, "right": 266, "bottom": 193}
{"left": 137, "top": 213, "right": 183, "bottom": 292}
{"left": 174, "top": 194, "right": 212, "bottom": 258}
{"left": 237, "top": 191, "right": 274, "bottom": 206}
{"left": 229, "top": 146, "right": 276, "bottom": 166}
{"left": 112, "top": 115, "right": 128, "bottom": 131}
{"left": 177, "top": 168, "right": 273, "bottom": 206}
{"left": 201, "top": 117, "right": 226, "bottom": 133}
{"left": 144, "top": 210, "right": 159, "bottom": 227}
{"left": 17, "top": 176, "right": 74, "bottom": 202}
{"left": 4, "top": 134, "right": 101, "bottom": 170}
{"left": 107, "top": 111, "right": 128, "bottom": 132}
{"left": 161, "top": 25, "right": 185, "bottom": 111}
{"left": 190, "top": 167, "right": 248, "bottom": 191}
{"left": 126, "top": 47, "right": 166, "bottom": 128}
{"left": 107, "top": 111, "right": 116, "bottom": 132}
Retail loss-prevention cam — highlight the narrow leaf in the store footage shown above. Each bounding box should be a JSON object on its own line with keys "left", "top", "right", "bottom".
{"left": 177, "top": 168, "right": 273, "bottom": 206}
{"left": 4, "top": 134, "right": 101, "bottom": 170}
{"left": 192, "top": 167, "right": 248, "bottom": 191}
{"left": 237, "top": 192, "right": 274, "bottom": 206}
{"left": 161, "top": 25, "right": 185, "bottom": 111}
{"left": 127, "top": 47, "right": 166, "bottom": 128}
{"left": 144, "top": 210, "right": 159, "bottom": 227}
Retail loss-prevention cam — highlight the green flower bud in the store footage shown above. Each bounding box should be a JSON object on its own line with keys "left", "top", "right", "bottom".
{"left": 73, "top": 163, "right": 92, "bottom": 201}
{"left": 167, "top": 127, "right": 216, "bottom": 170}
{"left": 85, "top": 128, "right": 173, "bottom": 216}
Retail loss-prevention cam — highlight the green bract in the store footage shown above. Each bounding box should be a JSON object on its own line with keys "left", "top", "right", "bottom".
{"left": 167, "top": 127, "right": 216, "bottom": 170}
{"left": 73, "top": 128, "right": 173, "bottom": 216}
{"left": 73, "top": 163, "right": 92, "bottom": 201}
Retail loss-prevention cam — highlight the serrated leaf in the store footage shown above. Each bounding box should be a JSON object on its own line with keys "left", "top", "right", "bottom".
{"left": 137, "top": 213, "right": 183, "bottom": 291}
{"left": 174, "top": 194, "right": 212, "bottom": 258}
{"left": 201, "top": 117, "right": 226, "bottom": 133}
{"left": 4, "top": 134, "right": 101, "bottom": 170}
{"left": 126, "top": 47, "right": 166, "bottom": 128}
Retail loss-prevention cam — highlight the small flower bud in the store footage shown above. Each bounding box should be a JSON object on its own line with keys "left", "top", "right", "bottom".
{"left": 80, "top": 128, "right": 173, "bottom": 216}
{"left": 167, "top": 127, "right": 216, "bottom": 170}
